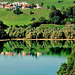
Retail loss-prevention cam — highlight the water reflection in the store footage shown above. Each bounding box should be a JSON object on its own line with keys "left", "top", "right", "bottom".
{"left": 0, "top": 40, "right": 74, "bottom": 57}
{"left": 0, "top": 40, "right": 74, "bottom": 75}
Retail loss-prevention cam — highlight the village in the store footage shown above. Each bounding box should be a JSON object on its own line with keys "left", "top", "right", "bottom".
{"left": 0, "top": 2, "right": 43, "bottom": 10}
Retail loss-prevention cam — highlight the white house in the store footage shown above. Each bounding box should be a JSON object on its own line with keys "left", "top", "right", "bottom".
{"left": 36, "top": 3, "right": 42, "bottom": 9}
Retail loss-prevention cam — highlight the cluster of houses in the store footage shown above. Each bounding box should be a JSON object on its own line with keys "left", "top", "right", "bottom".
{"left": 0, "top": 2, "right": 43, "bottom": 10}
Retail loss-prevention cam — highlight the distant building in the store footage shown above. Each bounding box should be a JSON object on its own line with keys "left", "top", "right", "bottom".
{"left": 12, "top": 2, "right": 20, "bottom": 5}
{"left": 2, "top": 2, "right": 10, "bottom": 5}
{"left": 36, "top": 3, "right": 42, "bottom": 9}
{"left": 0, "top": 5, "right": 3, "bottom": 8}
{"left": 22, "top": 3, "right": 31, "bottom": 9}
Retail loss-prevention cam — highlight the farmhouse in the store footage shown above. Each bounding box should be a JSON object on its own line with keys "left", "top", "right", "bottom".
{"left": 0, "top": 2, "right": 43, "bottom": 9}
{"left": 12, "top": 2, "right": 20, "bottom": 5}
{"left": 36, "top": 3, "right": 42, "bottom": 9}
{"left": 22, "top": 3, "right": 31, "bottom": 9}
{"left": 1, "top": 2, "right": 10, "bottom": 5}
{"left": 0, "top": 5, "right": 4, "bottom": 8}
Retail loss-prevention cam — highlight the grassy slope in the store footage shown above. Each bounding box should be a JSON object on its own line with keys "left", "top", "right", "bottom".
{"left": 39, "top": 24, "right": 65, "bottom": 29}
{"left": 0, "top": 8, "right": 50, "bottom": 26}
{"left": 0, "top": 0, "right": 75, "bottom": 27}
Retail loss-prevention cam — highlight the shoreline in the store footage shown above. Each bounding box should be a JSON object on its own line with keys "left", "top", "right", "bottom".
{"left": 0, "top": 38, "right": 75, "bottom": 41}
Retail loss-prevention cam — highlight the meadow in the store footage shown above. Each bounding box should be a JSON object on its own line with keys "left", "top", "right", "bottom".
{"left": 0, "top": 0, "right": 75, "bottom": 27}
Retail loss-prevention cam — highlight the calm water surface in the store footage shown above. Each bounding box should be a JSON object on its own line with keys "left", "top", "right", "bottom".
{"left": 0, "top": 40, "right": 74, "bottom": 75}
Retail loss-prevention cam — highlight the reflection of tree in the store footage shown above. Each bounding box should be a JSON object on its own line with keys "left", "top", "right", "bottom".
{"left": 57, "top": 45, "right": 75, "bottom": 75}
{"left": 0, "top": 41, "right": 5, "bottom": 53}
{"left": 1, "top": 40, "right": 74, "bottom": 56}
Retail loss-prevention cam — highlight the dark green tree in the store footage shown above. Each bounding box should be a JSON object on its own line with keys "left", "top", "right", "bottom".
{"left": 51, "top": 5, "right": 56, "bottom": 10}
{"left": 14, "top": 8, "right": 21, "bottom": 15}
{"left": 47, "top": 5, "right": 50, "bottom": 9}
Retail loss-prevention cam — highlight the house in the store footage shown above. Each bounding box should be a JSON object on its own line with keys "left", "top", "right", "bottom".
{"left": 0, "top": 5, "right": 3, "bottom": 8}
{"left": 12, "top": 2, "right": 20, "bottom": 5}
{"left": 21, "top": 2, "right": 28, "bottom": 5}
{"left": 2, "top": 2, "right": 10, "bottom": 5}
{"left": 22, "top": 3, "right": 31, "bottom": 9}
{"left": 5, "top": 4, "right": 12, "bottom": 8}
{"left": 36, "top": 3, "right": 42, "bottom": 9}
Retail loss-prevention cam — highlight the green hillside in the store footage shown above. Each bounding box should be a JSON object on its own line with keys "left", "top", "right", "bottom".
{"left": 0, "top": 0, "right": 75, "bottom": 26}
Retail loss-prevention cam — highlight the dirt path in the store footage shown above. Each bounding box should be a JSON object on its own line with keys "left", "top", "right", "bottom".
{"left": 0, "top": 38, "right": 75, "bottom": 41}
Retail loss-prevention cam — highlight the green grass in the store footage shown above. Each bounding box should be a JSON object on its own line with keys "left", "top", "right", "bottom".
{"left": 0, "top": 0, "right": 75, "bottom": 26}
{"left": 0, "top": 8, "right": 50, "bottom": 26}
{"left": 39, "top": 24, "right": 65, "bottom": 29}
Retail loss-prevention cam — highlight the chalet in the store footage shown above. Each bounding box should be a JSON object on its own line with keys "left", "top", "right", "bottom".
{"left": 12, "top": 2, "right": 20, "bottom": 5}
{"left": 2, "top": 2, "right": 10, "bottom": 5}
{"left": 5, "top": 4, "right": 12, "bottom": 8}
{"left": 21, "top": 2, "right": 28, "bottom": 5}
{"left": 22, "top": 3, "right": 31, "bottom": 9}
{"left": 0, "top": 5, "right": 3, "bottom": 8}
{"left": 36, "top": 3, "right": 42, "bottom": 9}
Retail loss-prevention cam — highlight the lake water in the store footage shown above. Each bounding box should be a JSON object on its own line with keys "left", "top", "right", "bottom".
{"left": 0, "top": 40, "right": 74, "bottom": 75}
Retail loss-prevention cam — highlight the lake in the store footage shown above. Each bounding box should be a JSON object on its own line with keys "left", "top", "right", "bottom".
{"left": 0, "top": 40, "right": 74, "bottom": 75}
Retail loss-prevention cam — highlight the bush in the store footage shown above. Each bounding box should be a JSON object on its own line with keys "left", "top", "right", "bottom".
{"left": 0, "top": 21, "right": 3, "bottom": 25}
{"left": 53, "top": 16, "right": 60, "bottom": 24}
{"left": 41, "top": 2, "right": 44, "bottom": 7}
{"left": 71, "top": 18, "right": 75, "bottom": 24}
{"left": 30, "top": 11, "right": 34, "bottom": 14}
{"left": 31, "top": 17, "right": 35, "bottom": 21}
{"left": 39, "top": 17, "right": 46, "bottom": 23}
{"left": 46, "top": 20, "right": 51, "bottom": 24}
{"left": 14, "top": 8, "right": 21, "bottom": 15}
{"left": 47, "top": 5, "right": 50, "bottom": 9}
{"left": 28, "top": 22, "right": 41, "bottom": 27}
{"left": 73, "top": 1, "right": 75, "bottom": 3}
{"left": 58, "top": 0, "right": 63, "bottom": 3}
{"left": 51, "top": 5, "right": 56, "bottom": 10}
{"left": 61, "top": 20, "right": 66, "bottom": 25}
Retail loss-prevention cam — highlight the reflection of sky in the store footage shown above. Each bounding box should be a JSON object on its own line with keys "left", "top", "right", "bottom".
{"left": 0, "top": 55, "right": 67, "bottom": 75}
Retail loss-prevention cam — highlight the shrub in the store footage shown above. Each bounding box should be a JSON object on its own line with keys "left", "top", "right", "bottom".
{"left": 14, "top": 8, "right": 21, "bottom": 15}
{"left": 47, "top": 5, "right": 50, "bottom": 9}
{"left": 41, "top": 2, "right": 44, "bottom": 7}
{"left": 31, "top": 17, "right": 35, "bottom": 21}
{"left": 58, "top": 0, "right": 63, "bottom": 3}
{"left": 51, "top": 5, "right": 56, "bottom": 10}
{"left": 39, "top": 17, "right": 46, "bottom": 23}
{"left": 53, "top": 16, "right": 60, "bottom": 24}
{"left": 0, "top": 21, "right": 3, "bottom": 25}
{"left": 30, "top": 11, "right": 34, "bottom": 14}
{"left": 61, "top": 20, "right": 66, "bottom": 25}
{"left": 73, "top": 1, "right": 75, "bottom": 3}
{"left": 46, "top": 20, "right": 51, "bottom": 24}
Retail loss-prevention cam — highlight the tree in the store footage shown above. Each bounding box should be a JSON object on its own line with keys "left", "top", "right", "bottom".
{"left": 53, "top": 16, "right": 60, "bottom": 24}
{"left": 51, "top": 5, "right": 56, "bottom": 10}
{"left": 47, "top": 5, "right": 50, "bottom": 9}
{"left": 41, "top": 2, "right": 44, "bottom": 7}
{"left": 39, "top": 17, "right": 46, "bottom": 23}
{"left": 14, "top": 8, "right": 21, "bottom": 15}
{"left": 30, "top": 10, "right": 34, "bottom": 14}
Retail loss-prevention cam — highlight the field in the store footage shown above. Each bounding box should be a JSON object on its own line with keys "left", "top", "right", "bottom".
{"left": 39, "top": 24, "right": 65, "bottom": 29}
{"left": 0, "top": 0, "right": 75, "bottom": 27}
